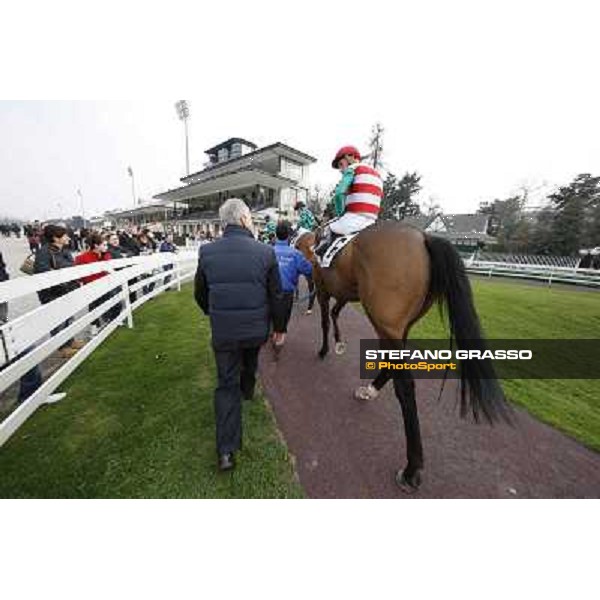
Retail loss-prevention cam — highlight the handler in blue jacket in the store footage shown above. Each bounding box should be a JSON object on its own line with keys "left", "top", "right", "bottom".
{"left": 272, "top": 221, "right": 313, "bottom": 353}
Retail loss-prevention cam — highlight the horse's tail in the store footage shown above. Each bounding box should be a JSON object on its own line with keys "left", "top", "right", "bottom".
{"left": 424, "top": 234, "right": 512, "bottom": 424}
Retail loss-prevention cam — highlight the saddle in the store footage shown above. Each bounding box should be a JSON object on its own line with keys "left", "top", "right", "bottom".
{"left": 320, "top": 232, "right": 360, "bottom": 268}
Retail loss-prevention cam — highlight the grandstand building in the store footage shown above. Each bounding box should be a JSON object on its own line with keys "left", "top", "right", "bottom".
{"left": 153, "top": 137, "right": 317, "bottom": 237}
{"left": 101, "top": 202, "right": 179, "bottom": 233}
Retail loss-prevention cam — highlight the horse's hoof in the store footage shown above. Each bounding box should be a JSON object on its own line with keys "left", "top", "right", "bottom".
{"left": 354, "top": 385, "right": 379, "bottom": 401}
{"left": 395, "top": 469, "right": 422, "bottom": 494}
{"left": 318, "top": 349, "right": 328, "bottom": 360}
{"left": 334, "top": 341, "right": 347, "bottom": 355}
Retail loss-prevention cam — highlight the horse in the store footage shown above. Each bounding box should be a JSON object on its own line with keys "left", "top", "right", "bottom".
{"left": 297, "top": 219, "right": 511, "bottom": 492}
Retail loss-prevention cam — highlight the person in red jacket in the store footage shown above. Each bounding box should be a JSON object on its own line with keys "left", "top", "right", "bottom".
{"left": 75, "top": 233, "right": 112, "bottom": 336}
{"left": 75, "top": 233, "right": 111, "bottom": 283}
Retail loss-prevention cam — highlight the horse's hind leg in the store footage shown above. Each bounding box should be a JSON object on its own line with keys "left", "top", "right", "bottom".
{"left": 393, "top": 371, "right": 424, "bottom": 493}
{"left": 306, "top": 276, "right": 316, "bottom": 314}
{"left": 354, "top": 318, "right": 404, "bottom": 399}
{"left": 331, "top": 300, "right": 347, "bottom": 355}
{"left": 354, "top": 368, "right": 391, "bottom": 400}
{"left": 318, "top": 292, "right": 331, "bottom": 359}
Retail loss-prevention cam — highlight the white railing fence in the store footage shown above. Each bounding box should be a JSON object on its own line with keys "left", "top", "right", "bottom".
{"left": 0, "top": 251, "right": 198, "bottom": 447}
{"left": 464, "top": 259, "right": 600, "bottom": 287}
{"left": 472, "top": 252, "right": 581, "bottom": 268}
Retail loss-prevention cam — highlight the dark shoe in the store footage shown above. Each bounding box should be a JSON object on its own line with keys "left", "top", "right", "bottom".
{"left": 271, "top": 338, "right": 284, "bottom": 362}
{"left": 218, "top": 453, "right": 235, "bottom": 472}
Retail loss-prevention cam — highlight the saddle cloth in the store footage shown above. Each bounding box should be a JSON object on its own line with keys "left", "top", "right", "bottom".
{"left": 321, "top": 232, "right": 360, "bottom": 268}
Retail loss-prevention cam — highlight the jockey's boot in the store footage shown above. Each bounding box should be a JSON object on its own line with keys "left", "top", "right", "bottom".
{"left": 314, "top": 229, "right": 333, "bottom": 258}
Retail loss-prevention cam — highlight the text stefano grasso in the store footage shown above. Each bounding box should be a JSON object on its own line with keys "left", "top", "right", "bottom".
{"left": 364, "top": 349, "right": 533, "bottom": 361}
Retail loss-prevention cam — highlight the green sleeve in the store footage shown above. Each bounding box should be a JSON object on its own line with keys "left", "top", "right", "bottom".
{"left": 300, "top": 210, "right": 315, "bottom": 230}
{"left": 332, "top": 169, "right": 355, "bottom": 217}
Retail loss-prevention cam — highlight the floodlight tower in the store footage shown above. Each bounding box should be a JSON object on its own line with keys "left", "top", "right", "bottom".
{"left": 175, "top": 100, "right": 191, "bottom": 176}
{"left": 77, "top": 189, "right": 86, "bottom": 226}
{"left": 127, "top": 166, "right": 136, "bottom": 207}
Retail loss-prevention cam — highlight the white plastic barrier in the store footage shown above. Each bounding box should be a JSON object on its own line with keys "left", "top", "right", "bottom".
{"left": 473, "top": 253, "right": 580, "bottom": 268}
{"left": 465, "top": 260, "right": 600, "bottom": 288}
{"left": 0, "top": 251, "right": 198, "bottom": 446}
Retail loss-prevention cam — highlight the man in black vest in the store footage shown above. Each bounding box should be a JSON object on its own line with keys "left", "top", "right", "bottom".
{"left": 194, "top": 198, "right": 285, "bottom": 472}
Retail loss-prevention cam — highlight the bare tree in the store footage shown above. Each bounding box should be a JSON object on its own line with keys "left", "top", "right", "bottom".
{"left": 422, "top": 196, "right": 441, "bottom": 217}
{"left": 367, "top": 122, "right": 385, "bottom": 170}
{"left": 308, "top": 184, "right": 333, "bottom": 216}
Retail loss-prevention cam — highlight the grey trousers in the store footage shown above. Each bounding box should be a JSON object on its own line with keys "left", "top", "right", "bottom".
{"left": 212, "top": 344, "right": 260, "bottom": 455}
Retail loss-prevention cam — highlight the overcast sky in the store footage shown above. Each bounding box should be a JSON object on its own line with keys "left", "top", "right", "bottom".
{"left": 1, "top": 1, "right": 599, "bottom": 221}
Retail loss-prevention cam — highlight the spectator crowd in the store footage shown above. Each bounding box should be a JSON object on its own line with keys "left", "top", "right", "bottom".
{"left": 0, "top": 222, "right": 181, "bottom": 407}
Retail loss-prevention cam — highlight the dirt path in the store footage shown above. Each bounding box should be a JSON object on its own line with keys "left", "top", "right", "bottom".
{"left": 259, "top": 301, "right": 600, "bottom": 498}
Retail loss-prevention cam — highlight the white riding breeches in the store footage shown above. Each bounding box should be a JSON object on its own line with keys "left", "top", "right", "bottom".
{"left": 329, "top": 212, "right": 377, "bottom": 236}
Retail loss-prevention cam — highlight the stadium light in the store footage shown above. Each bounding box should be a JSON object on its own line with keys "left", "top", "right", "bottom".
{"left": 127, "top": 166, "right": 136, "bottom": 208}
{"left": 77, "top": 189, "right": 86, "bottom": 227}
{"left": 175, "top": 100, "right": 191, "bottom": 176}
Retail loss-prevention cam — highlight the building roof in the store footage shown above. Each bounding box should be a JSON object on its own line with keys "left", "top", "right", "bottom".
{"left": 402, "top": 212, "right": 496, "bottom": 245}
{"left": 402, "top": 214, "right": 430, "bottom": 230}
{"left": 109, "top": 202, "right": 177, "bottom": 219}
{"left": 182, "top": 142, "right": 317, "bottom": 183}
{"left": 442, "top": 213, "right": 490, "bottom": 234}
{"left": 204, "top": 138, "right": 257, "bottom": 155}
{"left": 404, "top": 213, "right": 490, "bottom": 235}
{"left": 154, "top": 168, "right": 299, "bottom": 203}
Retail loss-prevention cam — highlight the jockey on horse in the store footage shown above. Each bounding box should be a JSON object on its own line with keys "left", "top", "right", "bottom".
{"left": 314, "top": 145, "right": 383, "bottom": 259}
{"left": 261, "top": 214, "right": 277, "bottom": 244}
{"left": 290, "top": 202, "right": 318, "bottom": 313}
{"left": 294, "top": 201, "right": 317, "bottom": 232}
{"left": 290, "top": 200, "right": 317, "bottom": 248}
{"left": 294, "top": 146, "right": 510, "bottom": 492}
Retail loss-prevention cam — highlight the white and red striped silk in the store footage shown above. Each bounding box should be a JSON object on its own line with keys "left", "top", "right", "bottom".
{"left": 346, "top": 164, "right": 383, "bottom": 215}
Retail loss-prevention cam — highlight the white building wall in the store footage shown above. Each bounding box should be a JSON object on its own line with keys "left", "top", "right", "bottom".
{"left": 300, "top": 164, "right": 311, "bottom": 189}
{"left": 279, "top": 187, "right": 309, "bottom": 219}
{"left": 279, "top": 188, "right": 293, "bottom": 217}
{"left": 278, "top": 157, "right": 312, "bottom": 220}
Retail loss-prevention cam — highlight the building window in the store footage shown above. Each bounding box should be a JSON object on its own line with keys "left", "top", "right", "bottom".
{"left": 281, "top": 158, "right": 303, "bottom": 181}
{"left": 218, "top": 148, "right": 229, "bottom": 162}
{"left": 230, "top": 142, "right": 242, "bottom": 158}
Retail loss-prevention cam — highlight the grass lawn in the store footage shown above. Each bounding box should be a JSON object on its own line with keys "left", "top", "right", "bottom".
{"left": 410, "top": 278, "right": 600, "bottom": 451}
{"left": 0, "top": 285, "right": 304, "bottom": 498}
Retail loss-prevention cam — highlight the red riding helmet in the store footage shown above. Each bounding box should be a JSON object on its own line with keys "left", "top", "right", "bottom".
{"left": 331, "top": 145, "right": 361, "bottom": 169}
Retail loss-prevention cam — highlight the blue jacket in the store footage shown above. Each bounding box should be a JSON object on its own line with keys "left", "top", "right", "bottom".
{"left": 194, "top": 225, "right": 285, "bottom": 348}
{"left": 273, "top": 240, "right": 313, "bottom": 293}
{"left": 159, "top": 241, "right": 176, "bottom": 253}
